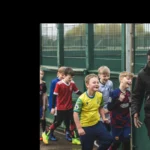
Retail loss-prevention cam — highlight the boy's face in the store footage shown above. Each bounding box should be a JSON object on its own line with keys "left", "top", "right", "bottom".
{"left": 58, "top": 72, "right": 65, "bottom": 80}
{"left": 98, "top": 73, "right": 110, "bottom": 84}
{"left": 40, "top": 70, "right": 44, "bottom": 80}
{"left": 120, "top": 76, "right": 132, "bottom": 89}
{"left": 86, "top": 77, "right": 99, "bottom": 92}
{"left": 64, "top": 74, "right": 73, "bottom": 83}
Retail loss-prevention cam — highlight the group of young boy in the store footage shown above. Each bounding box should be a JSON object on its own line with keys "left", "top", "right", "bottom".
{"left": 40, "top": 65, "right": 134, "bottom": 150}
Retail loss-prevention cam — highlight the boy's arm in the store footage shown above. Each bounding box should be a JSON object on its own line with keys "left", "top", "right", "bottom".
{"left": 107, "top": 93, "right": 121, "bottom": 111}
{"left": 52, "top": 94, "right": 57, "bottom": 109}
{"left": 73, "top": 98, "right": 83, "bottom": 130}
{"left": 76, "top": 91, "right": 82, "bottom": 96}
{"left": 73, "top": 112, "right": 82, "bottom": 130}
{"left": 51, "top": 82, "right": 59, "bottom": 110}
{"left": 110, "top": 80, "right": 114, "bottom": 92}
{"left": 72, "top": 82, "right": 83, "bottom": 96}
{"left": 99, "top": 107, "right": 105, "bottom": 120}
{"left": 48, "top": 80, "right": 56, "bottom": 111}
{"left": 99, "top": 96, "right": 106, "bottom": 120}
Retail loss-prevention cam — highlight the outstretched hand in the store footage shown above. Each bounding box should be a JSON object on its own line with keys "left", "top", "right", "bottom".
{"left": 134, "top": 113, "right": 143, "bottom": 128}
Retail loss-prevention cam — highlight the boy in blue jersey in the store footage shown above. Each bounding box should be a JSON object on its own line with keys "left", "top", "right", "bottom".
{"left": 48, "top": 66, "right": 66, "bottom": 141}
{"left": 73, "top": 74, "right": 113, "bottom": 150}
{"left": 95, "top": 66, "right": 113, "bottom": 148}
{"left": 107, "top": 71, "right": 134, "bottom": 150}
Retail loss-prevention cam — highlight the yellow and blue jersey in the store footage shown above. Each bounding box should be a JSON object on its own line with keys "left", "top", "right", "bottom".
{"left": 73, "top": 91, "right": 104, "bottom": 127}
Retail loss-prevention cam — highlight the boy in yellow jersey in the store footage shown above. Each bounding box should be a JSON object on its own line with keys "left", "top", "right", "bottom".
{"left": 73, "top": 74, "right": 113, "bottom": 150}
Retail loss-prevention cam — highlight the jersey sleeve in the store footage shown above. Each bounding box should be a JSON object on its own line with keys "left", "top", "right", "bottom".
{"left": 73, "top": 98, "right": 82, "bottom": 113}
{"left": 49, "top": 80, "right": 56, "bottom": 111}
{"left": 53, "top": 83, "right": 59, "bottom": 95}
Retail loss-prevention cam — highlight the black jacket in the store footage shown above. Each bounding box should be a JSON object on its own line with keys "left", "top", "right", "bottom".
{"left": 131, "top": 63, "right": 150, "bottom": 116}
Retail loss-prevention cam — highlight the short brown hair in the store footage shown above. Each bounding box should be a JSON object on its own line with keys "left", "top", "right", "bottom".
{"left": 119, "top": 71, "right": 134, "bottom": 82}
{"left": 64, "top": 67, "right": 74, "bottom": 76}
{"left": 85, "top": 74, "right": 98, "bottom": 84}
{"left": 98, "top": 66, "right": 110, "bottom": 75}
{"left": 58, "top": 66, "right": 66, "bottom": 73}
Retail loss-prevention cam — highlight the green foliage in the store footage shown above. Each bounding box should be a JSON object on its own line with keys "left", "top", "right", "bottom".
{"left": 65, "top": 24, "right": 122, "bottom": 36}
{"left": 94, "top": 24, "right": 121, "bottom": 36}
{"left": 65, "top": 24, "right": 85, "bottom": 37}
{"left": 64, "top": 24, "right": 149, "bottom": 37}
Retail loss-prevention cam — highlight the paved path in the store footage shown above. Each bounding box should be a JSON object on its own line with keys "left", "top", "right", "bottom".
{"left": 40, "top": 130, "right": 97, "bottom": 150}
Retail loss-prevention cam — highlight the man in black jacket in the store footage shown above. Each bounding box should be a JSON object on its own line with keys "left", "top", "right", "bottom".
{"left": 131, "top": 49, "right": 150, "bottom": 138}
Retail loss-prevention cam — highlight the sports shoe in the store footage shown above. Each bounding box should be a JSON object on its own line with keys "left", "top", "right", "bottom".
{"left": 49, "top": 134, "right": 57, "bottom": 141}
{"left": 72, "top": 138, "right": 81, "bottom": 145}
{"left": 66, "top": 133, "right": 72, "bottom": 142}
{"left": 42, "top": 132, "right": 49, "bottom": 144}
{"left": 94, "top": 140, "right": 100, "bottom": 147}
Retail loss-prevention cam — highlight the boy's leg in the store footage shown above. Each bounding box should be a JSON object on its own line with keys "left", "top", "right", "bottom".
{"left": 96, "top": 121, "right": 113, "bottom": 150}
{"left": 110, "top": 127, "right": 122, "bottom": 150}
{"left": 40, "top": 107, "right": 43, "bottom": 141}
{"left": 40, "top": 107, "right": 49, "bottom": 144}
{"left": 69, "top": 119, "right": 81, "bottom": 145}
{"left": 122, "top": 127, "right": 130, "bottom": 150}
{"left": 64, "top": 109, "right": 73, "bottom": 141}
{"left": 40, "top": 107, "right": 46, "bottom": 132}
{"left": 48, "top": 108, "right": 57, "bottom": 139}
{"left": 80, "top": 126, "right": 95, "bottom": 150}
{"left": 49, "top": 110, "right": 64, "bottom": 141}
{"left": 95, "top": 121, "right": 111, "bottom": 147}
{"left": 53, "top": 115, "right": 57, "bottom": 123}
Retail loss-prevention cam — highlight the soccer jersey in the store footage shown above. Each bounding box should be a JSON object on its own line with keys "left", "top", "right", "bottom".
{"left": 49, "top": 77, "right": 60, "bottom": 111}
{"left": 108, "top": 88, "right": 131, "bottom": 128}
{"left": 99, "top": 80, "right": 113, "bottom": 122}
{"left": 99, "top": 80, "right": 113, "bottom": 107}
{"left": 54, "top": 80, "right": 79, "bottom": 110}
{"left": 73, "top": 91, "right": 104, "bottom": 127}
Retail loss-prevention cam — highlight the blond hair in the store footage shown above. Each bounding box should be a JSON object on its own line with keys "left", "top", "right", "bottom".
{"left": 85, "top": 74, "right": 99, "bottom": 84}
{"left": 98, "top": 66, "right": 110, "bottom": 75}
{"left": 119, "top": 71, "right": 134, "bottom": 82}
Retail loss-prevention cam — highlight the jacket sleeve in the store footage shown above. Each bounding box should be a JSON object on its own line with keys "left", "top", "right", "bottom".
{"left": 131, "top": 73, "right": 145, "bottom": 116}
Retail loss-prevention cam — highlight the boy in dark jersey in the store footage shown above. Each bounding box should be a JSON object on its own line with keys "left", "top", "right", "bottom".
{"left": 48, "top": 67, "right": 82, "bottom": 142}
{"left": 40, "top": 68, "right": 48, "bottom": 144}
{"left": 107, "top": 71, "right": 134, "bottom": 150}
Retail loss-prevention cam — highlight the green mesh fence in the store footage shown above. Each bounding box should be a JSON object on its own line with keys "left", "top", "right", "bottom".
{"left": 64, "top": 24, "right": 86, "bottom": 68}
{"left": 40, "top": 23, "right": 150, "bottom": 72}
{"left": 93, "top": 24, "right": 122, "bottom": 71}
{"left": 41, "top": 23, "right": 57, "bottom": 66}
